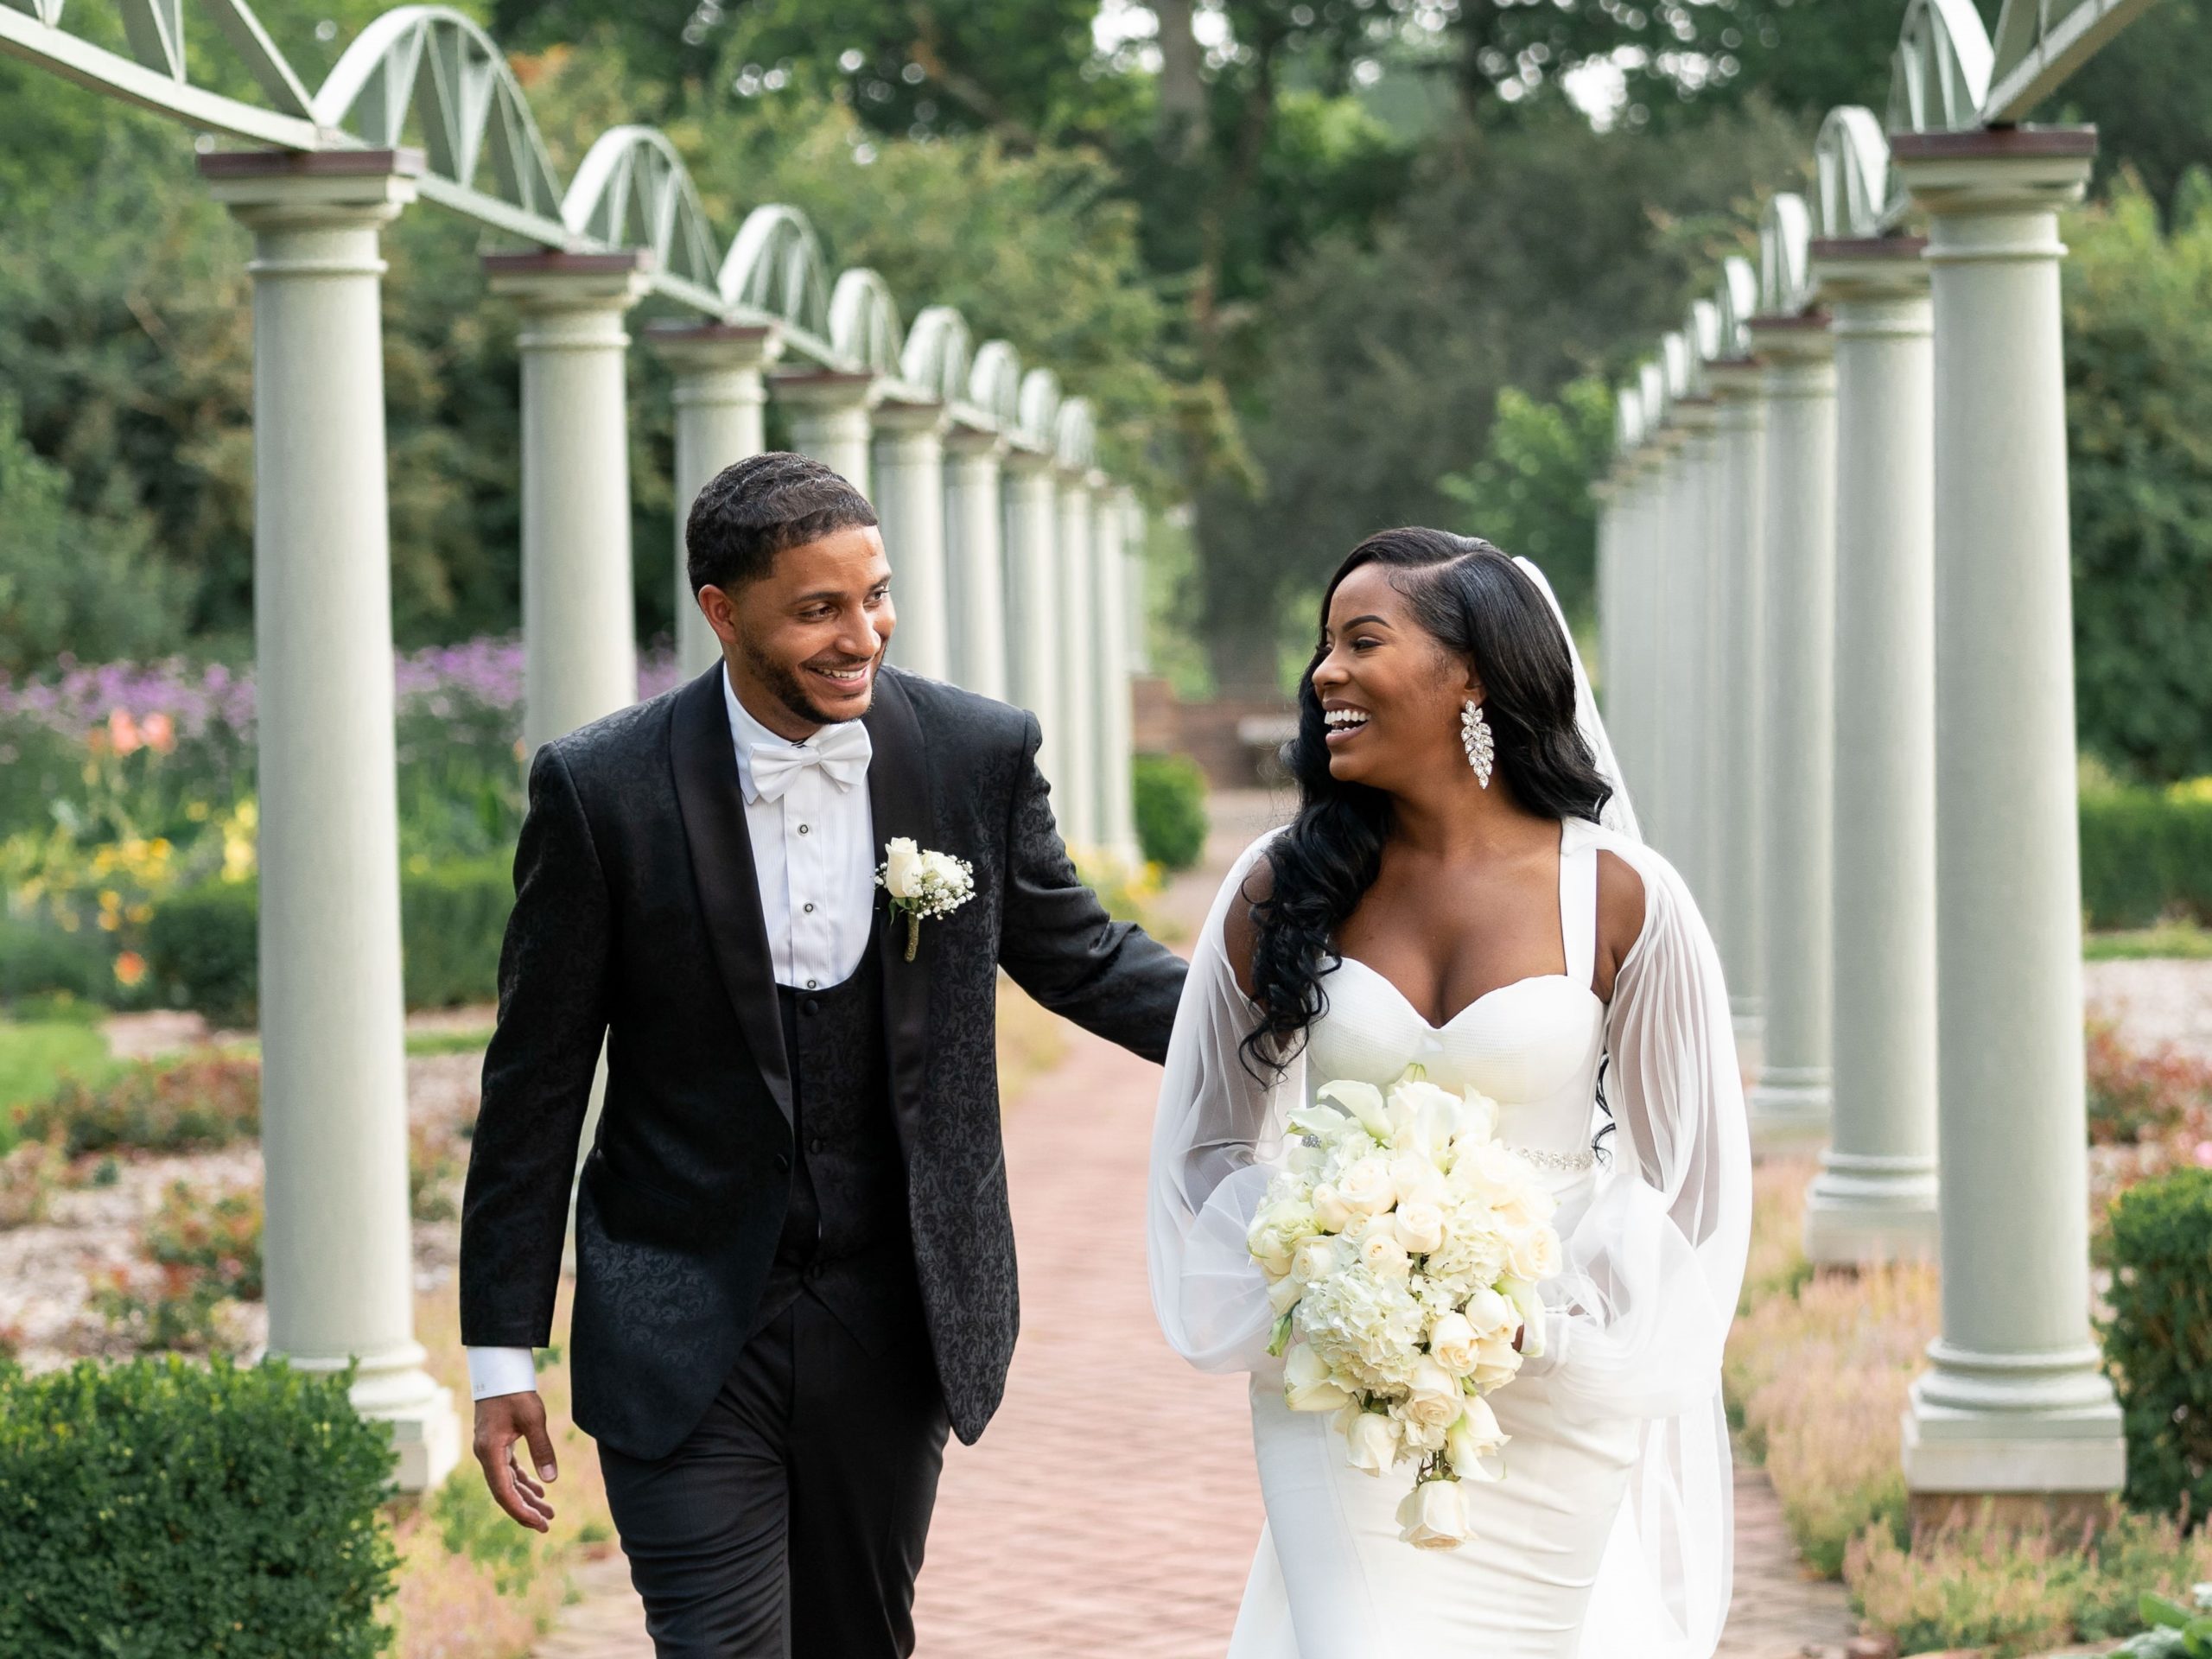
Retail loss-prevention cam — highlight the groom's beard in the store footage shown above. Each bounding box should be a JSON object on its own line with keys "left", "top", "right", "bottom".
{"left": 738, "top": 628, "right": 882, "bottom": 729}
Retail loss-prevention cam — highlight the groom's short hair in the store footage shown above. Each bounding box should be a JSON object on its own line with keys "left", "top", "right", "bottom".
{"left": 686, "top": 452, "right": 880, "bottom": 593}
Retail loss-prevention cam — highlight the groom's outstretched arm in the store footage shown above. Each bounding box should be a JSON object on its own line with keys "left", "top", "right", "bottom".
{"left": 461, "top": 740, "right": 612, "bottom": 1354}
{"left": 997, "top": 712, "right": 1185, "bottom": 1062}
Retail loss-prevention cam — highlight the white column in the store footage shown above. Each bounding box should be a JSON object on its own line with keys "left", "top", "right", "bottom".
{"left": 1895, "top": 129, "right": 2122, "bottom": 1508}
{"left": 1055, "top": 467, "right": 1099, "bottom": 851}
{"left": 1122, "top": 493, "right": 1151, "bottom": 677}
{"left": 651, "top": 322, "right": 779, "bottom": 677}
{"left": 1610, "top": 452, "right": 1657, "bottom": 810}
{"left": 1662, "top": 404, "right": 1717, "bottom": 894}
{"left": 1805, "top": 238, "right": 1940, "bottom": 1265}
{"left": 486, "top": 253, "right": 652, "bottom": 755}
{"left": 873, "top": 401, "right": 952, "bottom": 682}
{"left": 1002, "top": 448, "right": 1065, "bottom": 795}
{"left": 775, "top": 370, "right": 876, "bottom": 494}
{"left": 1744, "top": 315, "right": 1837, "bottom": 1149}
{"left": 1707, "top": 359, "right": 1770, "bottom": 1035}
{"left": 1654, "top": 431, "right": 1681, "bottom": 858}
{"left": 942, "top": 426, "right": 1009, "bottom": 700}
{"left": 200, "top": 149, "right": 457, "bottom": 1492}
{"left": 1094, "top": 486, "right": 1140, "bottom": 862}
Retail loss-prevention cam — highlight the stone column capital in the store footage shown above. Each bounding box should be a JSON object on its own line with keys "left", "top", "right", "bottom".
{"left": 1001, "top": 442, "right": 1058, "bottom": 478}
{"left": 645, "top": 320, "right": 783, "bottom": 378}
{"left": 944, "top": 421, "right": 1010, "bottom": 459}
{"left": 872, "top": 397, "right": 950, "bottom": 441}
{"left": 771, "top": 367, "right": 882, "bottom": 413}
{"left": 1890, "top": 126, "right": 2097, "bottom": 224}
{"left": 484, "top": 250, "right": 655, "bottom": 313}
{"left": 199, "top": 148, "right": 422, "bottom": 235}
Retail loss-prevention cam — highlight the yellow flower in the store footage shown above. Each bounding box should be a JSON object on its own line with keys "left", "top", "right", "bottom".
{"left": 185, "top": 801, "right": 212, "bottom": 823}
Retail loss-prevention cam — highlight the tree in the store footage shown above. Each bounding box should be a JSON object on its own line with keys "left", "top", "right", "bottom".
{"left": 2064, "top": 170, "right": 2212, "bottom": 783}
{"left": 1440, "top": 378, "right": 1616, "bottom": 628}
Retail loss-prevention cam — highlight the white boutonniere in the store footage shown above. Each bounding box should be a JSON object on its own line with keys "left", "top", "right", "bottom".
{"left": 877, "top": 837, "right": 976, "bottom": 962}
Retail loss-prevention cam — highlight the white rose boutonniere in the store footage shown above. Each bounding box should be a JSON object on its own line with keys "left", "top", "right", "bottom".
{"left": 876, "top": 836, "right": 976, "bottom": 961}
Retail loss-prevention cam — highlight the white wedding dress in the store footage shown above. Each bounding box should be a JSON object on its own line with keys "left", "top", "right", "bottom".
{"left": 1147, "top": 563, "right": 1751, "bottom": 1658}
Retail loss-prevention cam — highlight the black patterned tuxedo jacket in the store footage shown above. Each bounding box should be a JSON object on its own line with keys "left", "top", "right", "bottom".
{"left": 458, "top": 663, "right": 1186, "bottom": 1461}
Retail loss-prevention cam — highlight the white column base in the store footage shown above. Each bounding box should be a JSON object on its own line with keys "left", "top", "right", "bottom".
{"left": 1902, "top": 1342, "right": 2125, "bottom": 1495}
{"left": 1803, "top": 1149, "right": 1939, "bottom": 1264}
{"left": 292, "top": 1342, "right": 461, "bottom": 1492}
{"left": 1748, "top": 1070, "right": 1830, "bottom": 1150}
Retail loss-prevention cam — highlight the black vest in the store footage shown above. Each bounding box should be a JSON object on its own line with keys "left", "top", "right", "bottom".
{"left": 753, "top": 938, "right": 926, "bottom": 1355}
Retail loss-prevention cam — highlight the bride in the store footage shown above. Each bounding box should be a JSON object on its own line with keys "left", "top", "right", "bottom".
{"left": 1148, "top": 528, "right": 1750, "bottom": 1657}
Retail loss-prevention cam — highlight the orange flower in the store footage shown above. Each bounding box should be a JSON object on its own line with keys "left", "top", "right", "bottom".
{"left": 107, "top": 708, "right": 143, "bottom": 756}
{"left": 113, "top": 950, "right": 148, "bottom": 988}
{"left": 141, "top": 711, "right": 176, "bottom": 753}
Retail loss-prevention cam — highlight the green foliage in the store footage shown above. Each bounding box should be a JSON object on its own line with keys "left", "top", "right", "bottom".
{"left": 0, "top": 915, "right": 129, "bottom": 1007}
{"left": 1439, "top": 377, "right": 1616, "bottom": 626}
{"left": 2087, "top": 1016, "right": 2212, "bottom": 1147}
{"left": 2101, "top": 1167, "right": 2212, "bottom": 1526}
{"left": 1848, "top": 1508, "right": 2212, "bottom": 1659}
{"left": 16, "top": 1055, "right": 260, "bottom": 1159}
{"left": 144, "top": 880, "right": 258, "bottom": 1028}
{"left": 1195, "top": 99, "right": 1814, "bottom": 684}
{"left": 400, "top": 857, "right": 518, "bottom": 1008}
{"left": 2079, "top": 786, "right": 2212, "bottom": 930}
{"left": 0, "top": 1015, "right": 116, "bottom": 1124}
{"left": 143, "top": 860, "right": 515, "bottom": 1023}
{"left": 428, "top": 1462, "right": 540, "bottom": 1595}
{"left": 2066, "top": 175, "right": 2212, "bottom": 784}
{"left": 0, "top": 1356, "right": 398, "bottom": 1657}
{"left": 1133, "top": 753, "right": 1211, "bottom": 873}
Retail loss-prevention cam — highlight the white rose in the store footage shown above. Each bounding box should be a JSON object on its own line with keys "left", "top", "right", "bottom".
{"left": 1508, "top": 1224, "right": 1563, "bottom": 1281}
{"left": 1310, "top": 1183, "right": 1353, "bottom": 1233}
{"left": 1427, "top": 1309, "right": 1480, "bottom": 1376}
{"left": 1356, "top": 1218, "right": 1411, "bottom": 1281}
{"left": 1342, "top": 1409, "right": 1402, "bottom": 1476}
{"left": 1461, "top": 1285, "right": 1515, "bottom": 1338}
{"left": 1446, "top": 1395, "right": 1508, "bottom": 1473}
{"left": 1392, "top": 1198, "right": 1446, "bottom": 1256}
{"left": 1292, "top": 1235, "right": 1344, "bottom": 1286}
{"left": 916, "top": 849, "right": 966, "bottom": 893}
{"left": 1337, "top": 1156, "right": 1397, "bottom": 1217}
{"left": 882, "top": 836, "right": 922, "bottom": 899}
{"left": 1395, "top": 1478, "right": 1471, "bottom": 1549}
{"left": 1284, "top": 1343, "right": 1353, "bottom": 1413}
{"left": 1472, "top": 1330, "right": 1523, "bottom": 1391}
{"left": 1389, "top": 1079, "right": 1467, "bottom": 1157}
{"left": 1386, "top": 1154, "right": 1447, "bottom": 1211}
{"left": 1267, "top": 1272, "right": 1305, "bottom": 1316}
{"left": 1402, "top": 1356, "right": 1463, "bottom": 1428}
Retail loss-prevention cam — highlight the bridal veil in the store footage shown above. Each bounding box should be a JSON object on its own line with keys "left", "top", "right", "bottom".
{"left": 1145, "top": 558, "right": 1751, "bottom": 1658}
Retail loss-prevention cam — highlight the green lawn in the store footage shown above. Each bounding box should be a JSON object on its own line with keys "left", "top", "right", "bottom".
{"left": 2085, "top": 921, "right": 2212, "bottom": 961}
{"left": 0, "top": 1017, "right": 120, "bottom": 1150}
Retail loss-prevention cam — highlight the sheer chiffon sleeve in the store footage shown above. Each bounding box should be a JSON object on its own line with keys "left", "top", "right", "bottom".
{"left": 1147, "top": 831, "right": 1304, "bottom": 1374}
{"left": 1541, "top": 826, "right": 1751, "bottom": 1659}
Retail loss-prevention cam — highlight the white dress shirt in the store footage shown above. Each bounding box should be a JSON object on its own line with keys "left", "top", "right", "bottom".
{"left": 467, "top": 667, "right": 880, "bottom": 1403}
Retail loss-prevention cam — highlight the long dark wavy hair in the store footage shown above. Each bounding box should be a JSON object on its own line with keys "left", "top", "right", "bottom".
{"left": 1241, "top": 529, "right": 1613, "bottom": 1077}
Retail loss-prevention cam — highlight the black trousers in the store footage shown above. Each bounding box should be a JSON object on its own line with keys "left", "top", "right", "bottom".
{"left": 598, "top": 1294, "right": 950, "bottom": 1658}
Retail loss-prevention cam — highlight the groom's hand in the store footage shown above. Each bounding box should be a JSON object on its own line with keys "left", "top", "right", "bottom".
{"left": 474, "top": 1391, "right": 558, "bottom": 1533}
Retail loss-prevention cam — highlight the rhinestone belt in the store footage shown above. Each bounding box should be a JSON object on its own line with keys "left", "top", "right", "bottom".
{"left": 1509, "top": 1144, "right": 1597, "bottom": 1173}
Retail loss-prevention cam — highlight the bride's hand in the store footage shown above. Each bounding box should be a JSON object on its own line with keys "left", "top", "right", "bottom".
{"left": 1512, "top": 1324, "right": 1526, "bottom": 1353}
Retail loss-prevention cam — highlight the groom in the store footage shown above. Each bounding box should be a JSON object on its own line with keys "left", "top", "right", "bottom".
{"left": 459, "top": 452, "right": 1186, "bottom": 1656}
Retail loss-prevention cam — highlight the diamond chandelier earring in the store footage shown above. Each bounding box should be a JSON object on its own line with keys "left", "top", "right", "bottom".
{"left": 1460, "top": 699, "right": 1494, "bottom": 788}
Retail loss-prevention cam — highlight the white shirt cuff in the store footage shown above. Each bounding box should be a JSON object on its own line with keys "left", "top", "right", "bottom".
{"left": 466, "top": 1345, "right": 538, "bottom": 1401}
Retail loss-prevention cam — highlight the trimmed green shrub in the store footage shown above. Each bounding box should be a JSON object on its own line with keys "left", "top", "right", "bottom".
{"left": 398, "top": 856, "right": 513, "bottom": 1008}
{"left": 1134, "top": 752, "right": 1210, "bottom": 873}
{"left": 144, "top": 880, "right": 257, "bottom": 1027}
{"left": 0, "top": 1356, "right": 398, "bottom": 1657}
{"left": 2101, "top": 1166, "right": 2212, "bottom": 1524}
{"left": 2082, "top": 789, "right": 2212, "bottom": 931}
{"left": 145, "top": 859, "right": 515, "bottom": 1023}
{"left": 0, "top": 915, "right": 111, "bottom": 1006}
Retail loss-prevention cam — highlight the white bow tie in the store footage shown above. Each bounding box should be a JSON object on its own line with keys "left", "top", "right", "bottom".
{"left": 748, "top": 721, "right": 873, "bottom": 802}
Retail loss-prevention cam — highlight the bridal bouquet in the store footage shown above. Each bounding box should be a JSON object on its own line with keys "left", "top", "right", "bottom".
{"left": 1248, "top": 1071, "right": 1565, "bottom": 1550}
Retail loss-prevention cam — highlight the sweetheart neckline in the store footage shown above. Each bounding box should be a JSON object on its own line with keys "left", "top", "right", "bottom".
{"left": 1330, "top": 954, "right": 1598, "bottom": 1033}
